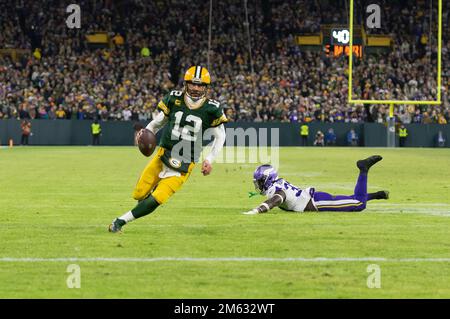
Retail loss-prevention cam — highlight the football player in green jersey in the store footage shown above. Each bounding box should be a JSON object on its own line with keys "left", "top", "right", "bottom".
{"left": 109, "top": 66, "right": 227, "bottom": 233}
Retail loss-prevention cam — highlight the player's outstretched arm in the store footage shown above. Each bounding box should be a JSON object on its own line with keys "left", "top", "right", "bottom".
{"left": 242, "top": 191, "right": 286, "bottom": 215}
{"left": 202, "top": 124, "right": 226, "bottom": 176}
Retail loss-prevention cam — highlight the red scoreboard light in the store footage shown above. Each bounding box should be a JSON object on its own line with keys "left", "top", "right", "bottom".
{"left": 324, "top": 44, "right": 363, "bottom": 58}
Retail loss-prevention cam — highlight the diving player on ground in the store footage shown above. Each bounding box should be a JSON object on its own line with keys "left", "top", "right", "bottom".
{"left": 109, "top": 66, "right": 227, "bottom": 232}
{"left": 243, "top": 156, "right": 389, "bottom": 214}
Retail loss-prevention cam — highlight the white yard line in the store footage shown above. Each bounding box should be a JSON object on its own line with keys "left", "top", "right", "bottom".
{"left": 374, "top": 203, "right": 450, "bottom": 207}
{"left": 369, "top": 203, "right": 450, "bottom": 216}
{"left": 0, "top": 257, "right": 449, "bottom": 262}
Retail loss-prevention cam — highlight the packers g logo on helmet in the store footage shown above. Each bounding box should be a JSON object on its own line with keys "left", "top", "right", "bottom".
{"left": 184, "top": 66, "right": 211, "bottom": 85}
{"left": 184, "top": 66, "right": 211, "bottom": 101}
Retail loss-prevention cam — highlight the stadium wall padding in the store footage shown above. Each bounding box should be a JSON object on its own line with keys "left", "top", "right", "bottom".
{"left": 0, "top": 120, "right": 448, "bottom": 147}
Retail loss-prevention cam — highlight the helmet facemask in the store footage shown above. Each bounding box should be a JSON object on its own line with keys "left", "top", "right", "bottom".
{"left": 184, "top": 81, "right": 208, "bottom": 101}
{"left": 253, "top": 178, "right": 267, "bottom": 194}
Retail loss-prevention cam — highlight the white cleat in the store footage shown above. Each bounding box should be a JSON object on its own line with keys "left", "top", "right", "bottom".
{"left": 242, "top": 209, "right": 259, "bottom": 215}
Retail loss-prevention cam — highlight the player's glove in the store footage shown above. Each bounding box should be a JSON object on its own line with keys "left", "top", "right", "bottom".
{"left": 242, "top": 208, "right": 259, "bottom": 215}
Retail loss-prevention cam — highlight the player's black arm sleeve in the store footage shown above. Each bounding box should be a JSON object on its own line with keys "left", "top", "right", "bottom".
{"left": 255, "top": 190, "right": 286, "bottom": 213}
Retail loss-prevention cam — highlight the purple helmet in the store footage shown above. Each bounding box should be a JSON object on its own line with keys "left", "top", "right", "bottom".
{"left": 253, "top": 164, "right": 278, "bottom": 194}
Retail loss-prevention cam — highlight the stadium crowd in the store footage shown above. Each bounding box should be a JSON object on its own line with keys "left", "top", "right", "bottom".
{"left": 0, "top": 0, "right": 449, "bottom": 124}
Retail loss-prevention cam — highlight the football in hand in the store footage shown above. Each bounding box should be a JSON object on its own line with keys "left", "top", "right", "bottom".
{"left": 137, "top": 129, "right": 157, "bottom": 157}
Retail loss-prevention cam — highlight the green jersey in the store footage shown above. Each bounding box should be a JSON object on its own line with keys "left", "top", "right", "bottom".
{"left": 157, "top": 90, "right": 227, "bottom": 168}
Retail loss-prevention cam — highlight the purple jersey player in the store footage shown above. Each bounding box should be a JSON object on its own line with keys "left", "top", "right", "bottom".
{"left": 243, "top": 155, "right": 389, "bottom": 214}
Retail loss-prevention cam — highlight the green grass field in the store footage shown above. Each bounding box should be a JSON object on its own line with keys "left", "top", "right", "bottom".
{"left": 0, "top": 146, "right": 449, "bottom": 298}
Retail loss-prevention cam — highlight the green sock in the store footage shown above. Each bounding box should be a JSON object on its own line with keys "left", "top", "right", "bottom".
{"left": 131, "top": 195, "right": 160, "bottom": 219}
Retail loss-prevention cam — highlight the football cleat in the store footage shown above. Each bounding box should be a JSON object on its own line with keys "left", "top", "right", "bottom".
{"left": 108, "top": 218, "right": 126, "bottom": 233}
{"left": 379, "top": 190, "right": 390, "bottom": 200}
{"left": 357, "top": 155, "right": 383, "bottom": 173}
{"left": 368, "top": 190, "right": 390, "bottom": 200}
{"left": 242, "top": 209, "right": 259, "bottom": 215}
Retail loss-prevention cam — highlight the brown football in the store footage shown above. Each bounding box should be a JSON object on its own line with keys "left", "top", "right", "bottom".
{"left": 137, "top": 129, "right": 157, "bottom": 157}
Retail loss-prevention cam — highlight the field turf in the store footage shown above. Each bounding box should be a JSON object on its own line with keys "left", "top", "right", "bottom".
{"left": 0, "top": 146, "right": 449, "bottom": 298}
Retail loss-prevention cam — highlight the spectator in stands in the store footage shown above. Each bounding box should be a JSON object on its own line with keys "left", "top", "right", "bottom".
{"left": 0, "top": 0, "right": 447, "bottom": 125}
{"left": 438, "top": 114, "right": 447, "bottom": 124}
{"left": 325, "top": 128, "right": 337, "bottom": 146}
{"left": 347, "top": 129, "right": 359, "bottom": 146}
{"left": 55, "top": 106, "right": 66, "bottom": 119}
